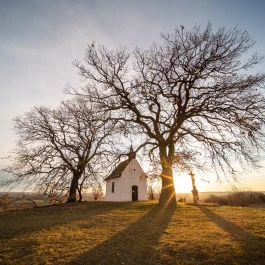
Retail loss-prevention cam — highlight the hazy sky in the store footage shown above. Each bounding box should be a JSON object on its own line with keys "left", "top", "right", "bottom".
{"left": 1, "top": 0, "right": 265, "bottom": 192}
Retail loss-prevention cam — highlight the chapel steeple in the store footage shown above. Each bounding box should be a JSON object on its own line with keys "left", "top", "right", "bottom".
{"left": 128, "top": 144, "right": 136, "bottom": 160}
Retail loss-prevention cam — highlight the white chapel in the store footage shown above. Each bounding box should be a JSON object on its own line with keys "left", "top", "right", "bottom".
{"left": 105, "top": 153, "right": 148, "bottom": 202}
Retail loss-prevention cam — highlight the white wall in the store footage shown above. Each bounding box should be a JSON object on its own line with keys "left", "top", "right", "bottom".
{"left": 105, "top": 159, "right": 148, "bottom": 201}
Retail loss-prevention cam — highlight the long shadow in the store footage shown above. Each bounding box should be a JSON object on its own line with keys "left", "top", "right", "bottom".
{"left": 0, "top": 201, "right": 131, "bottom": 240}
{"left": 66, "top": 205, "right": 176, "bottom": 265}
{"left": 199, "top": 206, "right": 265, "bottom": 264}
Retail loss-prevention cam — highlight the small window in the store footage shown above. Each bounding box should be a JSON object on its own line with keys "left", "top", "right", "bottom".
{"left": 111, "top": 182, "right": 115, "bottom": 193}
{"left": 133, "top": 169, "right": 136, "bottom": 171}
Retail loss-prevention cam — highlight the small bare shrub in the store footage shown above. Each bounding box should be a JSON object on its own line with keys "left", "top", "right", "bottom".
{"left": 204, "top": 192, "right": 265, "bottom": 207}
{"left": 0, "top": 194, "right": 10, "bottom": 209}
{"left": 48, "top": 192, "right": 67, "bottom": 204}
{"left": 204, "top": 194, "right": 229, "bottom": 206}
{"left": 91, "top": 184, "right": 104, "bottom": 201}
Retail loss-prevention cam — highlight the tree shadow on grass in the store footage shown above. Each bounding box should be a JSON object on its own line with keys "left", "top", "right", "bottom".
{"left": 0, "top": 201, "right": 131, "bottom": 240}
{"left": 66, "top": 205, "right": 176, "bottom": 265}
{"left": 199, "top": 206, "right": 265, "bottom": 264}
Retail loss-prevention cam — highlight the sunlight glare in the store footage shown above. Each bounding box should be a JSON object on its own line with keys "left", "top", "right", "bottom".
{"left": 173, "top": 172, "right": 192, "bottom": 193}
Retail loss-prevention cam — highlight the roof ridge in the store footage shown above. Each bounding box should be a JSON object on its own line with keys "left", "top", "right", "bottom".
{"left": 105, "top": 159, "right": 133, "bottom": 180}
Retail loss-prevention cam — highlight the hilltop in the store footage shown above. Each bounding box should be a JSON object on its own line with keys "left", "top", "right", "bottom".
{"left": 1, "top": 201, "right": 265, "bottom": 264}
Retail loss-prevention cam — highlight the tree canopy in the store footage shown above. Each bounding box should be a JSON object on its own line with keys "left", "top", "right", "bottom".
{"left": 71, "top": 23, "right": 265, "bottom": 206}
{"left": 3, "top": 98, "right": 116, "bottom": 202}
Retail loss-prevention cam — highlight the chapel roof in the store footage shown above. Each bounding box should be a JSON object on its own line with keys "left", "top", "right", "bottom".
{"left": 105, "top": 159, "right": 131, "bottom": 180}
{"left": 105, "top": 146, "right": 137, "bottom": 180}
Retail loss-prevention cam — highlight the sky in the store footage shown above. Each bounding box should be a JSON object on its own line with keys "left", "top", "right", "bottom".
{"left": 1, "top": 0, "right": 265, "bottom": 193}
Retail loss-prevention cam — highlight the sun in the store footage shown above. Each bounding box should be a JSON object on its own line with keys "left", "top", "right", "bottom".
{"left": 173, "top": 172, "right": 192, "bottom": 193}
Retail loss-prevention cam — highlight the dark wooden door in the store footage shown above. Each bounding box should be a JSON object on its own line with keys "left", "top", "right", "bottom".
{"left": 132, "top": 185, "right": 138, "bottom": 201}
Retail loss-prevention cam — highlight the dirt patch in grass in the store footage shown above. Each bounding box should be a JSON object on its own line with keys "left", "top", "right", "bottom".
{"left": 0, "top": 201, "right": 265, "bottom": 264}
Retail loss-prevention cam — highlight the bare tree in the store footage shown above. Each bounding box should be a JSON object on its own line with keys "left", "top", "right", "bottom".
{"left": 70, "top": 23, "right": 265, "bottom": 207}
{"left": 3, "top": 98, "right": 115, "bottom": 202}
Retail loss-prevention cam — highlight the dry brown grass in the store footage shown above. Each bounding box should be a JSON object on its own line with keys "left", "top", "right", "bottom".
{"left": 0, "top": 201, "right": 265, "bottom": 264}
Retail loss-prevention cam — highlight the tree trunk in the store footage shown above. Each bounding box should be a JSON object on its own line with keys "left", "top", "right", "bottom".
{"left": 77, "top": 187, "right": 82, "bottom": 202}
{"left": 158, "top": 163, "right": 176, "bottom": 207}
{"left": 67, "top": 172, "right": 80, "bottom": 203}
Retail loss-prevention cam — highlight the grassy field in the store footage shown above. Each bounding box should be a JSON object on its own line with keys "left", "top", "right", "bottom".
{"left": 0, "top": 201, "right": 265, "bottom": 265}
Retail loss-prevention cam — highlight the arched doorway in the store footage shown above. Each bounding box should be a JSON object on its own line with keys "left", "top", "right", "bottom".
{"left": 132, "top": 185, "right": 138, "bottom": 201}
